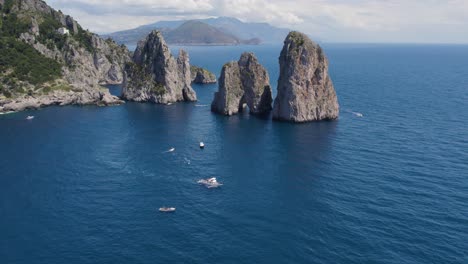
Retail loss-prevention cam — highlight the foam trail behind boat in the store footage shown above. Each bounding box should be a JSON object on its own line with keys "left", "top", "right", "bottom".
{"left": 352, "top": 112, "right": 364, "bottom": 117}
{"left": 163, "top": 148, "right": 176, "bottom": 153}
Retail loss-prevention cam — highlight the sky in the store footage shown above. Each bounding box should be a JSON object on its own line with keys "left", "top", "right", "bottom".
{"left": 47, "top": 0, "right": 468, "bottom": 43}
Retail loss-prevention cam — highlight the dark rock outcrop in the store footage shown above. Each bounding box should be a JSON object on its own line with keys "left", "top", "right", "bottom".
{"left": 122, "top": 31, "right": 197, "bottom": 104}
{"left": 191, "top": 66, "right": 217, "bottom": 84}
{"left": 211, "top": 52, "right": 272, "bottom": 115}
{"left": 272, "top": 31, "right": 339, "bottom": 122}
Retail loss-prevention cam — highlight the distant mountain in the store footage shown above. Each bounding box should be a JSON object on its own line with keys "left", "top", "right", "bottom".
{"left": 203, "top": 17, "right": 289, "bottom": 43}
{"left": 164, "top": 21, "right": 240, "bottom": 45}
{"left": 103, "top": 17, "right": 289, "bottom": 46}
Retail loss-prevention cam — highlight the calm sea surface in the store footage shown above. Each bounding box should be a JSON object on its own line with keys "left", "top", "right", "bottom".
{"left": 0, "top": 44, "right": 467, "bottom": 263}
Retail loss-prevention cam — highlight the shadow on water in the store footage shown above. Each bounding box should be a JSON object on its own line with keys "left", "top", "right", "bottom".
{"left": 270, "top": 120, "right": 338, "bottom": 190}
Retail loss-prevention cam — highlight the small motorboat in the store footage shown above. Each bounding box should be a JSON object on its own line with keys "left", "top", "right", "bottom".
{"left": 199, "top": 142, "right": 205, "bottom": 149}
{"left": 168, "top": 148, "right": 175, "bottom": 152}
{"left": 197, "top": 177, "right": 222, "bottom": 188}
{"left": 352, "top": 112, "right": 363, "bottom": 117}
{"left": 159, "top": 207, "right": 176, "bottom": 212}
{"left": 26, "top": 116, "right": 35, "bottom": 120}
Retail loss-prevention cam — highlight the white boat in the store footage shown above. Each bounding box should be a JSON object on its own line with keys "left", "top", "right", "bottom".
{"left": 168, "top": 148, "right": 175, "bottom": 152}
{"left": 26, "top": 116, "right": 34, "bottom": 120}
{"left": 159, "top": 207, "right": 176, "bottom": 212}
{"left": 197, "top": 177, "right": 222, "bottom": 188}
{"left": 199, "top": 142, "right": 205, "bottom": 149}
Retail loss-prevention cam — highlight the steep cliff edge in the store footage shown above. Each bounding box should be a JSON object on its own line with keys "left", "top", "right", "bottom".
{"left": 272, "top": 31, "right": 339, "bottom": 122}
{"left": 122, "top": 30, "right": 197, "bottom": 104}
{"left": 211, "top": 52, "right": 272, "bottom": 115}
{"left": 0, "top": 0, "right": 130, "bottom": 112}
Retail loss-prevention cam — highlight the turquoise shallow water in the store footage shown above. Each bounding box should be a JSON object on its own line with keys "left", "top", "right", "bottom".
{"left": 0, "top": 44, "right": 467, "bottom": 263}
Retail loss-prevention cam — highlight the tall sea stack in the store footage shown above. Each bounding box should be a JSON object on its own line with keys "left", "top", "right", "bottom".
{"left": 272, "top": 31, "right": 339, "bottom": 122}
{"left": 211, "top": 52, "right": 272, "bottom": 115}
{"left": 122, "top": 31, "right": 197, "bottom": 104}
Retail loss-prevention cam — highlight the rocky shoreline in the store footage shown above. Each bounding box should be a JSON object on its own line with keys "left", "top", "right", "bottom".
{"left": 1, "top": 0, "right": 339, "bottom": 123}
{"left": 0, "top": 0, "right": 130, "bottom": 114}
{"left": 0, "top": 87, "right": 123, "bottom": 113}
{"left": 1, "top": 30, "right": 339, "bottom": 123}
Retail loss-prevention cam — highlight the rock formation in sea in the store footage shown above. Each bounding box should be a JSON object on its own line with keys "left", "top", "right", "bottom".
{"left": 191, "top": 66, "right": 217, "bottom": 84}
{"left": 211, "top": 52, "right": 272, "bottom": 115}
{"left": 122, "top": 31, "right": 197, "bottom": 104}
{"left": 0, "top": 0, "right": 130, "bottom": 113}
{"left": 272, "top": 31, "right": 339, "bottom": 122}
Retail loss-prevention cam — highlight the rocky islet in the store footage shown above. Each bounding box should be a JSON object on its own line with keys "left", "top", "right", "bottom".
{"left": 191, "top": 66, "right": 217, "bottom": 84}
{"left": 0, "top": 0, "right": 338, "bottom": 123}
{"left": 211, "top": 32, "right": 339, "bottom": 122}
{"left": 211, "top": 52, "right": 272, "bottom": 116}
{"left": 272, "top": 31, "right": 339, "bottom": 122}
{"left": 122, "top": 30, "right": 197, "bottom": 104}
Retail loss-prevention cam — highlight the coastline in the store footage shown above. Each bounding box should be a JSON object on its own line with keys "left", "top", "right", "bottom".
{"left": 0, "top": 86, "right": 123, "bottom": 114}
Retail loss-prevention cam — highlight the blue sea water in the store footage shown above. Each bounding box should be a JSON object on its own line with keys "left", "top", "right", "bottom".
{"left": 1, "top": 44, "right": 467, "bottom": 263}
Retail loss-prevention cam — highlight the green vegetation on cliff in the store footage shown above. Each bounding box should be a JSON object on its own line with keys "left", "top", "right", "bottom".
{"left": 0, "top": 1, "right": 62, "bottom": 96}
{"left": 125, "top": 62, "right": 167, "bottom": 96}
{"left": 75, "top": 26, "right": 96, "bottom": 53}
{"left": 0, "top": 38, "right": 62, "bottom": 85}
{"left": 37, "top": 14, "right": 67, "bottom": 50}
{"left": 36, "top": 12, "right": 95, "bottom": 53}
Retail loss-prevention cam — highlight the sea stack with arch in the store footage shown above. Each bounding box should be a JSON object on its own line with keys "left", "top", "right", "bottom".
{"left": 211, "top": 52, "right": 272, "bottom": 116}
{"left": 272, "top": 31, "right": 339, "bottom": 122}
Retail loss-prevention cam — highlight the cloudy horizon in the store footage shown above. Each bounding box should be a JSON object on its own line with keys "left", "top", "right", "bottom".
{"left": 47, "top": 0, "right": 468, "bottom": 44}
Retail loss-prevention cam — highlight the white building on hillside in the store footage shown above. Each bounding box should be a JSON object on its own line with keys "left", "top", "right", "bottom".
{"left": 57, "top": 27, "right": 70, "bottom": 35}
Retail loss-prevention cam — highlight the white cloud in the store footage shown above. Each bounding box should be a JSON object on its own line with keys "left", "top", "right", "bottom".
{"left": 215, "top": 0, "right": 304, "bottom": 25}
{"left": 46, "top": 0, "right": 468, "bottom": 43}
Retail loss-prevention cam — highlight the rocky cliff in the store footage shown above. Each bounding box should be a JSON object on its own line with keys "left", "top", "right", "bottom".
{"left": 272, "top": 31, "right": 339, "bottom": 122}
{"left": 0, "top": 0, "right": 130, "bottom": 112}
{"left": 191, "top": 66, "right": 216, "bottom": 84}
{"left": 211, "top": 52, "right": 272, "bottom": 115}
{"left": 122, "top": 30, "right": 197, "bottom": 104}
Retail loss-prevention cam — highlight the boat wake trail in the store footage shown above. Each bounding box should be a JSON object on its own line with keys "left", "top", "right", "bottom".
{"left": 195, "top": 104, "right": 209, "bottom": 107}
{"left": 352, "top": 112, "right": 364, "bottom": 117}
{"left": 163, "top": 148, "right": 176, "bottom": 153}
{"left": 343, "top": 109, "right": 364, "bottom": 118}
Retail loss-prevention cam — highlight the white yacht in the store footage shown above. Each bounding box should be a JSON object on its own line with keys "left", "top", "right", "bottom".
{"left": 197, "top": 177, "right": 222, "bottom": 188}
{"left": 26, "top": 116, "right": 34, "bottom": 120}
{"left": 159, "top": 207, "right": 176, "bottom": 212}
{"left": 199, "top": 142, "right": 205, "bottom": 149}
